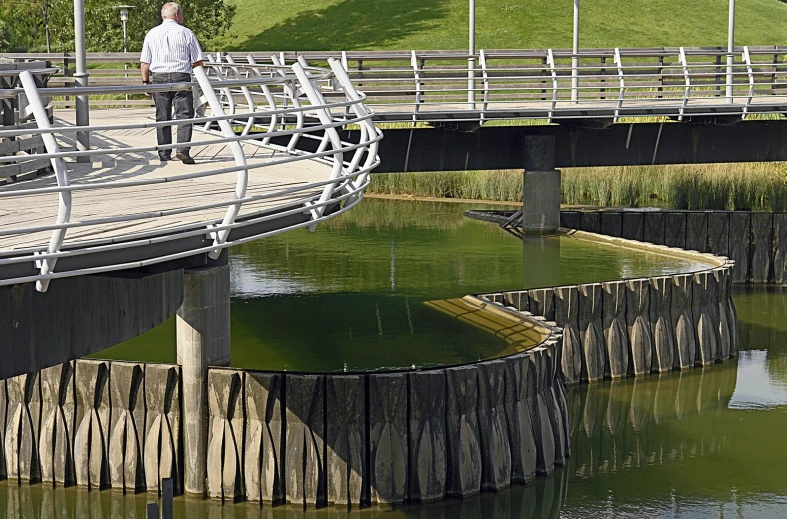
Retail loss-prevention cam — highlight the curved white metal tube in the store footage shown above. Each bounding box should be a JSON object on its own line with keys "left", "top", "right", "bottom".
{"left": 291, "top": 62, "right": 344, "bottom": 230}
{"left": 193, "top": 65, "right": 249, "bottom": 259}
{"left": 18, "top": 70, "right": 72, "bottom": 293}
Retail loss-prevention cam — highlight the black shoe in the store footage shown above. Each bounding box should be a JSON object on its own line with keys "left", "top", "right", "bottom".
{"left": 176, "top": 152, "right": 195, "bottom": 165}
{"left": 159, "top": 154, "right": 172, "bottom": 162}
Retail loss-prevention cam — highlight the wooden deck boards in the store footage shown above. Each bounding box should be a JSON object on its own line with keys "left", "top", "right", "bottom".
{"left": 0, "top": 108, "right": 328, "bottom": 253}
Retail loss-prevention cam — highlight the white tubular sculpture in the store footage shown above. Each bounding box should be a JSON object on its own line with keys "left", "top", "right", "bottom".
{"left": 0, "top": 62, "right": 382, "bottom": 290}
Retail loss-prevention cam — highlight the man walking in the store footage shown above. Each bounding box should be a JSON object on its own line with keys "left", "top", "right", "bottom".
{"left": 140, "top": 2, "right": 204, "bottom": 164}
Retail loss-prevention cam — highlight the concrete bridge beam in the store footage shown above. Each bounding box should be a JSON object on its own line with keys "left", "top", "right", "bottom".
{"left": 522, "top": 136, "right": 560, "bottom": 234}
{"left": 176, "top": 254, "right": 232, "bottom": 496}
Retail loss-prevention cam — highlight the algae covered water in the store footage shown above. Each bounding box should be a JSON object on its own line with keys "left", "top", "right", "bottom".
{"left": 96, "top": 199, "right": 710, "bottom": 371}
{"left": 5, "top": 200, "right": 787, "bottom": 517}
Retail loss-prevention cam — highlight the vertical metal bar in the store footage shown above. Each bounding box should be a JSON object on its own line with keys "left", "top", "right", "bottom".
{"left": 658, "top": 55, "right": 664, "bottom": 98}
{"left": 613, "top": 47, "right": 625, "bottom": 122}
{"left": 468, "top": 0, "right": 476, "bottom": 107}
{"left": 73, "top": 0, "right": 90, "bottom": 162}
{"left": 193, "top": 66, "right": 249, "bottom": 259}
{"left": 479, "top": 49, "right": 489, "bottom": 124}
{"left": 600, "top": 56, "right": 607, "bottom": 99}
{"left": 742, "top": 46, "right": 754, "bottom": 118}
{"left": 726, "top": 0, "right": 735, "bottom": 103}
{"left": 547, "top": 49, "right": 558, "bottom": 122}
{"left": 678, "top": 47, "right": 691, "bottom": 121}
{"left": 411, "top": 50, "right": 421, "bottom": 125}
{"left": 571, "top": 0, "right": 580, "bottom": 103}
{"left": 146, "top": 503, "right": 159, "bottom": 519}
{"left": 161, "top": 478, "right": 173, "bottom": 519}
{"left": 18, "top": 70, "right": 72, "bottom": 293}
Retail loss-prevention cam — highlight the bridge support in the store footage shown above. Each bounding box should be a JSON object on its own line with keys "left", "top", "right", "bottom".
{"left": 176, "top": 254, "right": 231, "bottom": 496}
{"left": 522, "top": 136, "right": 560, "bottom": 234}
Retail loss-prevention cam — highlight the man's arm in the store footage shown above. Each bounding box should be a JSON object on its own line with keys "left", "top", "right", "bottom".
{"left": 192, "top": 60, "right": 204, "bottom": 68}
{"left": 141, "top": 62, "right": 151, "bottom": 83}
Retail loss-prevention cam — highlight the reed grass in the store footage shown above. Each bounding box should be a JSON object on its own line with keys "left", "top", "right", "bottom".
{"left": 368, "top": 162, "right": 787, "bottom": 211}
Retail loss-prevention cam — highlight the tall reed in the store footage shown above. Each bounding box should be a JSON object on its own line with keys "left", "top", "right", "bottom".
{"left": 367, "top": 162, "right": 787, "bottom": 211}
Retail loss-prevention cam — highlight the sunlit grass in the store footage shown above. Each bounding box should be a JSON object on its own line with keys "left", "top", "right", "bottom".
{"left": 368, "top": 162, "right": 787, "bottom": 211}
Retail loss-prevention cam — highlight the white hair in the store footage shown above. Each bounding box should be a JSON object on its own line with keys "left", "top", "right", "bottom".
{"left": 161, "top": 2, "right": 181, "bottom": 19}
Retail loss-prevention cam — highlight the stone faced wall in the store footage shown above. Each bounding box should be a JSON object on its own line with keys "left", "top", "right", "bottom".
{"left": 204, "top": 337, "right": 567, "bottom": 507}
{"left": 0, "top": 317, "right": 568, "bottom": 509}
{"left": 561, "top": 209, "right": 786, "bottom": 284}
{"left": 0, "top": 359, "right": 181, "bottom": 494}
{"left": 480, "top": 242, "right": 738, "bottom": 384}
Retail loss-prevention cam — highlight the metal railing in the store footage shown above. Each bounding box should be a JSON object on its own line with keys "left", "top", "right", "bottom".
{"left": 4, "top": 47, "right": 786, "bottom": 122}
{"left": 0, "top": 59, "right": 381, "bottom": 291}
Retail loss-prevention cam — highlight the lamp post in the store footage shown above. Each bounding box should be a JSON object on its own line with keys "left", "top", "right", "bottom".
{"left": 726, "top": 0, "right": 735, "bottom": 103}
{"left": 571, "top": 0, "right": 579, "bottom": 103}
{"left": 113, "top": 5, "right": 134, "bottom": 53}
{"left": 113, "top": 6, "right": 134, "bottom": 101}
{"left": 468, "top": 0, "right": 476, "bottom": 107}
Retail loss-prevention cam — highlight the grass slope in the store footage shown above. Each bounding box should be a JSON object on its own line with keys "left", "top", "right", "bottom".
{"left": 210, "top": 0, "right": 787, "bottom": 51}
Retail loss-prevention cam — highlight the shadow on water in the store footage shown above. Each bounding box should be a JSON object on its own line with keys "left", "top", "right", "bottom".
{"left": 232, "top": 0, "right": 450, "bottom": 52}
{"left": 0, "top": 474, "right": 568, "bottom": 518}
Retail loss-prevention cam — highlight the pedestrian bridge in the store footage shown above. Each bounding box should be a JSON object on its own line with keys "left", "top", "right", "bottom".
{"left": 2, "top": 46, "right": 787, "bottom": 290}
{"left": 0, "top": 59, "right": 381, "bottom": 291}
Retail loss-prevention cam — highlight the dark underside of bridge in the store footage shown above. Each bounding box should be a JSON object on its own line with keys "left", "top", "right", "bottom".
{"left": 339, "top": 119, "right": 787, "bottom": 172}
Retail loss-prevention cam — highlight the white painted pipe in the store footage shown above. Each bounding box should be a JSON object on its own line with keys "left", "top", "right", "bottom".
{"left": 726, "top": 0, "right": 735, "bottom": 103}
{"left": 572, "top": 0, "right": 580, "bottom": 103}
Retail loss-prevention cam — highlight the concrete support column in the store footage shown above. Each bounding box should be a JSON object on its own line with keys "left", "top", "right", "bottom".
{"left": 522, "top": 135, "right": 560, "bottom": 234}
{"left": 176, "top": 258, "right": 231, "bottom": 496}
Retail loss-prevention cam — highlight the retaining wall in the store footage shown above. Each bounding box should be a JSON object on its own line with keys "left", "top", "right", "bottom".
{"left": 0, "top": 312, "right": 568, "bottom": 508}
{"left": 560, "top": 209, "right": 787, "bottom": 284}
{"left": 479, "top": 231, "right": 739, "bottom": 385}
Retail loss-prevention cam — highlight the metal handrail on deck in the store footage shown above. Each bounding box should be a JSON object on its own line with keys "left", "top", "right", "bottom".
{"left": 4, "top": 47, "right": 785, "bottom": 122}
{"left": 0, "top": 60, "right": 382, "bottom": 291}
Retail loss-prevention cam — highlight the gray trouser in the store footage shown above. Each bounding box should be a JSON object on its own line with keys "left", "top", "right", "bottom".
{"left": 151, "top": 71, "right": 194, "bottom": 158}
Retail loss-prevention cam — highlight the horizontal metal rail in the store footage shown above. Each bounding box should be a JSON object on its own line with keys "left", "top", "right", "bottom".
{"left": 0, "top": 60, "right": 382, "bottom": 290}
{"left": 4, "top": 46, "right": 786, "bottom": 122}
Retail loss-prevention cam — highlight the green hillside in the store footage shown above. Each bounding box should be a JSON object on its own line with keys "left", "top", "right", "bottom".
{"left": 210, "top": 0, "right": 787, "bottom": 51}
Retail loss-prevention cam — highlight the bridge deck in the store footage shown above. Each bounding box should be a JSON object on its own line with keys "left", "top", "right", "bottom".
{"left": 0, "top": 108, "right": 325, "bottom": 254}
{"left": 368, "top": 95, "right": 787, "bottom": 121}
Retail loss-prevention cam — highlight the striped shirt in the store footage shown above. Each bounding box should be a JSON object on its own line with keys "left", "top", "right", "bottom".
{"left": 140, "top": 19, "right": 204, "bottom": 73}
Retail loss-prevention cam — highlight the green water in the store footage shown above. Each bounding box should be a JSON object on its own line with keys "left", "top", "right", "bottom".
{"left": 4, "top": 200, "right": 787, "bottom": 517}
{"left": 96, "top": 199, "right": 710, "bottom": 372}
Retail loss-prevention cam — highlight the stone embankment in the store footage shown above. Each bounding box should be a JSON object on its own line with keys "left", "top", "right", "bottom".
{"left": 0, "top": 304, "right": 568, "bottom": 508}
{"left": 561, "top": 208, "right": 785, "bottom": 283}
{"left": 480, "top": 231, "right": 738, "bottom": 385}
{"left": 0, "top": 209, "right": 747, "bottom": 507}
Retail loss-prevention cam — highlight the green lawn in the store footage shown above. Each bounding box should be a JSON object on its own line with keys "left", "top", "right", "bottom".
{"left": 209, "top": 0, "right": 787, "bottom": 51}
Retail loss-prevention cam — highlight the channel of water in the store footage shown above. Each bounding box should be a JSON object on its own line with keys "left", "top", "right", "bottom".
{"left": 2, "top": 199, "right": 783, "bottom": 517}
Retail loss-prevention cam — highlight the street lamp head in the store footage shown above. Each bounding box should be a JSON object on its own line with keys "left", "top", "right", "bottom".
{"left": 113, "top": 5, "right": 134, "bottom": 21}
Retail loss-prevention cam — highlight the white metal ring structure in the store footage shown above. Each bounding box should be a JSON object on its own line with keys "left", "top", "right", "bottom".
{"left": 0, "top": 60, "right": 382, "bottom": 291}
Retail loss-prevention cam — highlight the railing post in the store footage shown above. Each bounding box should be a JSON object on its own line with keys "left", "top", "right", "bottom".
{"left": 678, "top": 47, "right": 691, "bottom": 121}
{"left": 17, "top": 70, "right": 72, "bottom": 292}
{"left": 291, "top": 62, "right": 344, "bottom": 230}
{"left": 73, "top": 0, "right": 90, "bottom": 162}
{"left": 192, "top": 66, "right": 249, "bottom": 259}
{"left": 742, "top": 46, "right": 754, "bottom": 119}
{"left": 613, "top": 48, "right": 625, "bottom": 123}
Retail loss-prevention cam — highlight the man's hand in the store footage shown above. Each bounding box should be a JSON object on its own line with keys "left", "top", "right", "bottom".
{"left": 141, "top": 62, "right": 152, "bottom": 96}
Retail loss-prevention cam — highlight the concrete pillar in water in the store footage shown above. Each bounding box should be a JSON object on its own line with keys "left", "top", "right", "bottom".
{"left": 176, "top": 255, "right": 231, "bottom": 496}
{"left": 522, "top": 135, "right": 561, "bottom": 234}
